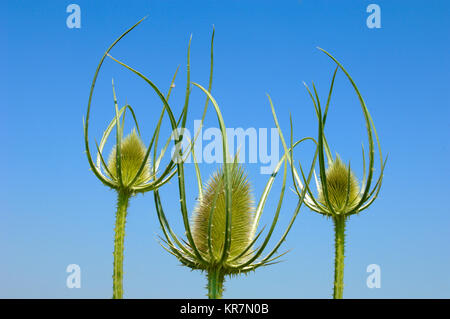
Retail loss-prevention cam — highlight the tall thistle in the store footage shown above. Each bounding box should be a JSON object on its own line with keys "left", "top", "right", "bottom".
{"left": 154, "top": 96, "right": 313, "bottom": 298}
{"left": 136, "top": 29, "right": 314, "bottom": 299}
{"left": 272, "top": 49, "right": 387, "bottom": 299}
{"left": 83, "top": 18, "right": 182, "bottom": 298}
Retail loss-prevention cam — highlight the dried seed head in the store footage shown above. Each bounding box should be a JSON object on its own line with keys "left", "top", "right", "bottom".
{"left": 107, "top": 129, "right": 151, "bottom": 187}
{"left": 191, "top": 164, "right": 254, "bottom": 262}
{"left": 318, "top": 155, "right": 360, "bottom": 214}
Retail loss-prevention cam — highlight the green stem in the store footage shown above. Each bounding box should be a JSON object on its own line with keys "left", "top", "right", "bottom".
{"left": 333, "top": 215, "right": 346, "bottom": 299}
{"left": 113, "top": 190, "right": 131, "bottom": 299}
{"left": 207, "top": 268, "right": 225, "bottom": 299}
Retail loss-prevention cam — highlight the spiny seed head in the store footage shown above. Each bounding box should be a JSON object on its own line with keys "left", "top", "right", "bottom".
{"left": 318, "top": 155, "right": 360, "bottom": 214}
{"left": 191, "top": 164, "right": 254, "bottom": 264}
{"left": 107, "top": 129, "right": 151, "bottom": 187}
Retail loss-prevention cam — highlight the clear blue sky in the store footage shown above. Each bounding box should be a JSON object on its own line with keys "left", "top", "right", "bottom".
{"left": 1, "top": 0, "right": 449, "bottom": 298}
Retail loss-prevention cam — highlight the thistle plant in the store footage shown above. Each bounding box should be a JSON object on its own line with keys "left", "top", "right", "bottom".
{"left": 273, "top": 48, "right": 387, "bottom": 299}
{"left": 150, "top": 47, "right": 315, "bottom": 297}
{"left": 104, "top": 25, "right": 314, "bottom": 298}
{"left": 154, "top": 92, "right": 314, "bottom": 298}
{"left": 83, "top": 18, "right": 182, "bottom": 299}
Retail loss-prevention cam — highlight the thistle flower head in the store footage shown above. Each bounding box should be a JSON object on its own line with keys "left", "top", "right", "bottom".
{"left": 107, "top": 129, "right": 151, "bottom": 187}
{"left": 317, "top": 155, "right": 360, "bottom": 215}
{"left": 283, "top": 48, "right": 386, "bottom": 219}
{"left": 191, "top": 164, "right": 254, "bottom": 265}
{"left": 84, "top": 18, "right": 180, "bottom": 196}
{"left": 157, "top": 152, "right": 300, "bottom": 281}
{"left": 84, "top": 76, "right": 179, "bottom": 194}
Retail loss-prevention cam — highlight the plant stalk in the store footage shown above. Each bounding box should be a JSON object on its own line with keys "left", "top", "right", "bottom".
{"left": 113, "top": 190, "right": 131, "bottom": 299}
{"left": 207, "top": 268, "right": 225, "bottom": 299}
{"left": 333, "top": 215, "right": 346, "bottom": 299}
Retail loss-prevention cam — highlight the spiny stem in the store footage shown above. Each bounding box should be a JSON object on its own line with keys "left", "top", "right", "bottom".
{"left": 207, "top": 268, "right": 225, "bottom": 299}
{"left": 113, "top": 190, "right": 131, "bottom": 299}
{"left": 333, "top": 215, "right": 346, "bottom": 299}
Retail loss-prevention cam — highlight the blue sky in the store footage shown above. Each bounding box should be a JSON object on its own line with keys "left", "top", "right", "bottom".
{"left": 1, "top": 0, "right": 449, "bottom": 298}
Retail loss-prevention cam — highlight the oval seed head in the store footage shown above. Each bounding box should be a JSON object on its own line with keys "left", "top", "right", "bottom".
{"left": 107, "top": 129, "right": 151, "bottom": 187}
{"left": 191, "top": 164, "right": 254, "bottom": 263}
{"left": 318, "top": 155, "right": 360, "bottom": 214}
